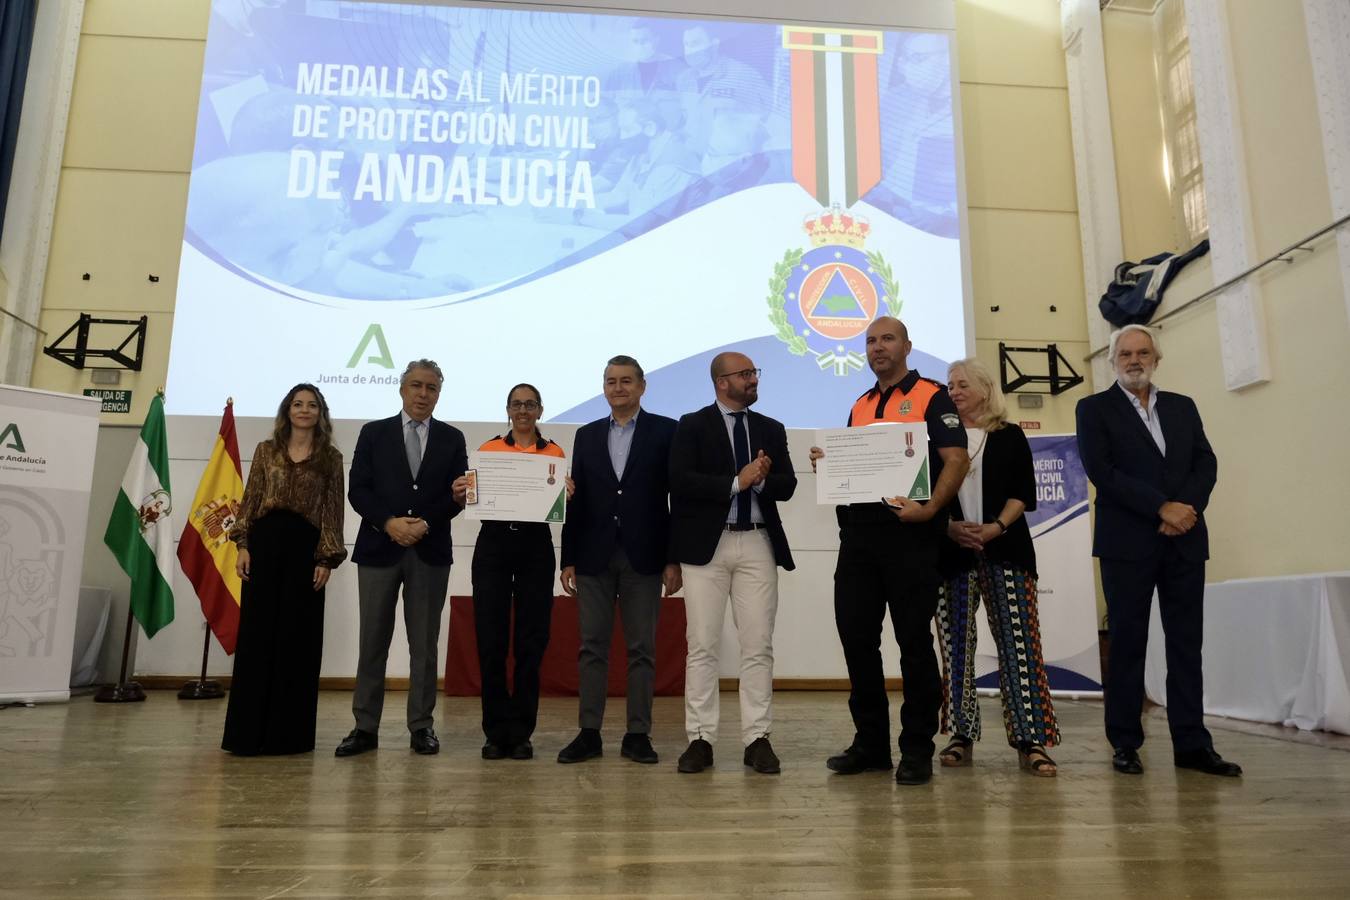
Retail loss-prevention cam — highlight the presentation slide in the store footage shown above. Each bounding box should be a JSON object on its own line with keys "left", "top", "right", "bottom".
{"left": 167, "top": 0, "right": 968, "bottom": 427}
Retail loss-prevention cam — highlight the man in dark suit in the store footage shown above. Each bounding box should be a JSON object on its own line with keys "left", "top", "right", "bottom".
{"left": 336, "top": 359, "right": 468, "bottom": 757}
{"left": 668, "top": 351, "right": 797, "bottom": 775}
{"left": 1076, "top": 324, "right": 1240, "bottom": 777}
{"left": 556, "top": 355, "right": 680, "bottom": 766}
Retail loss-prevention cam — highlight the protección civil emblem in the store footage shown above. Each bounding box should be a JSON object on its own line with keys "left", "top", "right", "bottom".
{"left": 767, "top": 205, "right": 901, "bottom": 376}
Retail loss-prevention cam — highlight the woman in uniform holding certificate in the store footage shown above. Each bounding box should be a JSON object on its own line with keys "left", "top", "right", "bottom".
{"left": 224, "top": 384, "right": 346, "bottom": 755}
{"left": 463, "top": 383, "right": 567, "bottom": 760}
{"left": 936, "top": 359, "right": 1060, "bottom": 776}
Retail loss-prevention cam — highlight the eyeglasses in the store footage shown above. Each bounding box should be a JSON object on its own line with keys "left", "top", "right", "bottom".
{"left": 508, "top": 400, "right": 541, "bottom": 412}
{"left": 716, "top": 368, "right": 762, "bottom": 380}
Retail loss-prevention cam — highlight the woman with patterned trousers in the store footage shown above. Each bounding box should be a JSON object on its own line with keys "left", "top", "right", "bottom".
{"left": 936, "top": 358, "right": 1060, "bottom": 776}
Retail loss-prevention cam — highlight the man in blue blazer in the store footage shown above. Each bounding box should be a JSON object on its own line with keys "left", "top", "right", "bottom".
{"left": 336, "top": 359, "right": 468, "bottom": 758}
{"left": 1076, "top": 325, "right": 1240, "bottom": 777}
{"left": 556, "top": 355, "right": 680, "bottom": 766}
{"left": 668, "top": 351, "right": 797, "bottom": 775}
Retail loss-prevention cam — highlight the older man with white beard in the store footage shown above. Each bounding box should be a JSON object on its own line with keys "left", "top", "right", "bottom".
{"left": 1076, "top": 324, "right": 1241, "bottom": 778}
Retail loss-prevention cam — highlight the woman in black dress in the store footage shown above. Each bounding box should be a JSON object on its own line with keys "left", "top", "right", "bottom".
{"left": 223, "top": 384, "right": 346, "bottom": 755}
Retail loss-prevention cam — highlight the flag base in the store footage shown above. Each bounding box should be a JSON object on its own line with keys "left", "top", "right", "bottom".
{"left": 177, "top": 679, "right": 225, "bottom": 700}
{"left": 94, "top": 681, "right": 147, "bottom": 703}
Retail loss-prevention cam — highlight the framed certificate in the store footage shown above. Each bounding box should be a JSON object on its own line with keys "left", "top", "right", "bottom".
{"left": 464, "top": 451, "right": 567, "bottom": 523}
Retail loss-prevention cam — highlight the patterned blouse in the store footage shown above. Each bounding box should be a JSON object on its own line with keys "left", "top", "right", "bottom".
{"left": 229, "top": 440, "right": 348, "bottom": 567}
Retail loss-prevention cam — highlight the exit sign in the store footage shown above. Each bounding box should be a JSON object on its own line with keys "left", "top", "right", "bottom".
{"left": 84, "top": 389, "right": 132, "bottom": 413}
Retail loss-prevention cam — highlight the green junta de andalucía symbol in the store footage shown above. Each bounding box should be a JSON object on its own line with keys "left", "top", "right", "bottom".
{"left": 0, "top": 422, "right": 25, "bottom": 453}
{"left": 347, "top": 323, "right": 395, "bottom": 369}
{"left": 768, "top": 205, "right": 901, "bottom": 376}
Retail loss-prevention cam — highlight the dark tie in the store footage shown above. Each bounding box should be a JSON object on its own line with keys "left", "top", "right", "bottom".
{"left": 730, "top": 411, "right": 751, "bottom": 526}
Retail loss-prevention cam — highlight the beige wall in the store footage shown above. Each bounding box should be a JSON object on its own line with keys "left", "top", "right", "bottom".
{"left": 958, "top": 0, "right": 1092, "bottom": 434}
{"left": 1101, "top": 0, "right": 1350, "bottom": 581}
{"left": 27, "top": 1, "right": 205, "bottom": 422}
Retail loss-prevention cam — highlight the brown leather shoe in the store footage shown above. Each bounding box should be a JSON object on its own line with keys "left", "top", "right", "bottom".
{"left": 743, "top": 736, "right": 781, "bottom": 774}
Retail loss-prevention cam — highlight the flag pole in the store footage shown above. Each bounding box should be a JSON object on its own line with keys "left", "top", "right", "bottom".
{"left": 178, "top": 623, "right": 225, "bottom": 699}
{"left": 94, "top": 603, "right": 146, "bottom": 703}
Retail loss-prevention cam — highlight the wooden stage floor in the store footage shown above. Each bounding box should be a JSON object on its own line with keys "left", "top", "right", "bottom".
{"left": 3, "top": 690, "right": 1348, "bottom": 898}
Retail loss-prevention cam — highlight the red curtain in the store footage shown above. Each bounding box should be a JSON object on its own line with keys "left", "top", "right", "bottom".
{"left": 444, "top": 595, "right": 687, "bottom": 696}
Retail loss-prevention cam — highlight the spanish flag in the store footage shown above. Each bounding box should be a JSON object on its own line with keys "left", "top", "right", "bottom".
{"left": 176, "top": 400, "right": 244, "bottom": 654}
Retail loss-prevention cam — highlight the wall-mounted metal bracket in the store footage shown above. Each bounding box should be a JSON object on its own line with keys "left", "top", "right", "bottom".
{"left": 42, "top": 314, "right": 147, "bottom": 371}
{"left": 998, "top": 342, "right": 1084, "bottom": 395}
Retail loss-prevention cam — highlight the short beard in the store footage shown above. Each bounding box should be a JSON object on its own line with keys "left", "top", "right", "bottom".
{"left": 1116, "top": 368, "right": 1154, "bottom": 392}
{"left": 731, "top": 386, "right": 758, "bottom": 408}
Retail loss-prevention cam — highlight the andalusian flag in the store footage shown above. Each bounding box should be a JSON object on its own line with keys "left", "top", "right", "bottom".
{"left": 104, "top": 392, "right": 175, "bottom": 638}
{"left": 176, "top": 401, "right": 244, "bottom": 654}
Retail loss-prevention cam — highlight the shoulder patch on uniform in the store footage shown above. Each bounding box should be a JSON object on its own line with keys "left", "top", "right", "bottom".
{"left": 920, "top": 376, "right": 946, "bottom": 389}
{"left": 941, "top": 413, "right": 960, "bottom": 429}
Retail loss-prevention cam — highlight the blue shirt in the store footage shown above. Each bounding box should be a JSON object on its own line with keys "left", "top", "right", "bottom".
{"left": 1118, "top": 382, "right": 1166, "bottom": 454}
{"left": 607, "top": 409, "right": 639, "bottom": 480}
{"left": 715, "top": 399, "right": 764, "bottom": 525}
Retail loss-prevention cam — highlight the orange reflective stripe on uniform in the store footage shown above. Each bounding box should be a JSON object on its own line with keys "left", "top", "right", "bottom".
{"left": 848, "top": 378, "right": 942, "bottom": 427}
{"left": 478, "top": 435, "right": 566, "bottom": 458}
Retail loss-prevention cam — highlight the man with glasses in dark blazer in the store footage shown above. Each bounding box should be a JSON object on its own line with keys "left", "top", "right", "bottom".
{"left": 556, "top": 355, "right": 680, "bottom": 766}
{"left": 1077, "top": 324, "right": 1240, "bottom": 778}
{"left": 337, "top": 359, "right": 467, "bottom": 758}
{"left": 668, "top": 351, "right": 797, "bottom": 775}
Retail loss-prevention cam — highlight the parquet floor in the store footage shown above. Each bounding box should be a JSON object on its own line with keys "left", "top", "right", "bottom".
{"left": 3, "top": 690, "right": 1348, "bottom": 898}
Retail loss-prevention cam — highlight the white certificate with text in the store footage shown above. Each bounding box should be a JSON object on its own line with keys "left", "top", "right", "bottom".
{"left": 814, "top": 424, "right": 930, "bottom": 505}
{"left": 464, "top": 451, "right": 567, "bottom": 523}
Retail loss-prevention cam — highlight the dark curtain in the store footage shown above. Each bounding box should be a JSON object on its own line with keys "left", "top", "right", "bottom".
{"left": 0, "top": 0, "right": 38, "bottom": 241}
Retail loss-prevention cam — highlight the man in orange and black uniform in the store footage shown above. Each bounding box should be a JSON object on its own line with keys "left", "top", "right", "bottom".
{"left": 810, "top": 316, "right": 969, "bottom": 785}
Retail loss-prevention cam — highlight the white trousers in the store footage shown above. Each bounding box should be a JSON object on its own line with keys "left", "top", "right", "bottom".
{"left": 681, "top": 529, "right": 779, "bottom": 746}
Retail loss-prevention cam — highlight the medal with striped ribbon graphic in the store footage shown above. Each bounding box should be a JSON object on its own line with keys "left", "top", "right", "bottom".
{"left": 769, "top": 26, "right": 900, "bottom": 377}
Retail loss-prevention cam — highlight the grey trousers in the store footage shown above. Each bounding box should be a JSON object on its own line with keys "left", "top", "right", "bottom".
{"left": 353, "top": 552, "right": 450, "bottom": 733}
{"left": 576, "top": 548, "right": 662, "bottom": 734}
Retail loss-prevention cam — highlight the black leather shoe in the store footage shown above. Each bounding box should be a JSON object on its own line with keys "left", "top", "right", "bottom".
{"left": 677, "top": 738, "right": 713, "bottom": 773}
{"left": 410, "top": 727, "right": 439, "bottom": 755}
{"left": 510, "top": 740, "right": 534, "bottom": 760}
{"left": 743, "top": 737, "right": 781, "bottom": 774}
{"left": 335, "top": 729, "right": 378, "bottom": 757}
{"left": 621, "top": 732, "right": 659, "bottom": 765}
{"left": 1112, "top": 747, "right": 1144, "bottom": 774}
{"left": 895, "top": 756, "right": 933, "bottom": 785}
{"left": 557, "top": 729, "right": 603, "bottom": 764}
{"left": 1174, "top": 747, "right": 1242, "bottom": 777}
{"left": 827, "top": 745, "right": 893, "bottom": 774}
{"left": 481, "top": 741, "right": 508, "bottom": 760}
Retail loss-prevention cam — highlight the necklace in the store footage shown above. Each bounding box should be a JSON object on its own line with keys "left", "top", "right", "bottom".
{"left": 965, "top": 429, "right": 987, "bottom": 479}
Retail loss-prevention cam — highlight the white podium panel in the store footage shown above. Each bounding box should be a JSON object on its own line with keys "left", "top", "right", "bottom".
{"left": 0, "top": 386, "right": 101, "bottom": 702}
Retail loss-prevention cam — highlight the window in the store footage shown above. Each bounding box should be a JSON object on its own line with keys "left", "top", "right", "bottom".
{"left": 1154, "top": 0, "right": 1208, "bottom": 248}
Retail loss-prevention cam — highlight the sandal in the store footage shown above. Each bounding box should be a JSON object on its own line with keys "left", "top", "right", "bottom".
{"left": 938, "top": 737, "right": 973, "bottom": 767}
{"left": 1018, "top": 744, "right": 1058, "bottom": 777}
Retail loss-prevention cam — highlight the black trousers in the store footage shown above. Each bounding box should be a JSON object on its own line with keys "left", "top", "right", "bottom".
{"left": 834, "top": 522, "right": 943, "bottom": 759}
{"left": 1100, "top": 543, "right": 1211, "bottom": 753}
{"left": 471, "top": 522, "right": 556, "bottom": 746}
{"left": 222, "top": 511, "right": 324, "bottom": 755}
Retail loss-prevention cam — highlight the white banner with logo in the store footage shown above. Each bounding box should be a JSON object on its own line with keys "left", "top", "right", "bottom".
{"left": 0, "top": 386, "right": 101, "bottom": 702}
{"left": 973, "top": 433, "right": 1102, "bottom": 696}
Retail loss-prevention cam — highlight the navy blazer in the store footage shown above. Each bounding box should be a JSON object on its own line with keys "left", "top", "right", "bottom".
{"left": 1075, "top": 384, "right": 1217, "bottom": 562}
{"left": 349, "top": 414, "right": 468, "bottom": 567}
{"left": 560, "top": 410, "right": 677, "bottom": 577}
{"left": 668, "top": 403, "right": 797, "bottom": 569}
